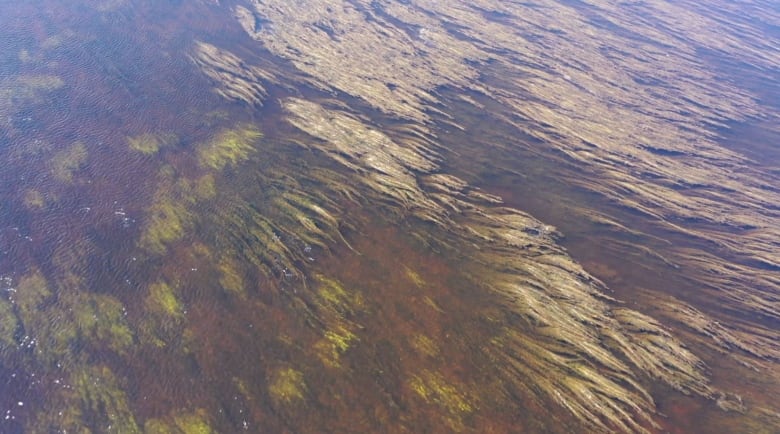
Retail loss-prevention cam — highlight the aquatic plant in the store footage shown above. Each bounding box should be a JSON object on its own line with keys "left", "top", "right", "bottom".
{"left": 139, "top": 280, "right": 187, "bottom": 348}
{"left": 50, "top": 141, "right": 88, "bottom": 183}
{"left": 146, "top": 281, "right": 183, "bottom": 319}
{"left": 276, "top": 98, "right": 727, "bottom": 432}
{"left": 0, "top": 74, "right": 65, "bottom": 128}
{"left": 217, "top": 256, "right": 246, "bottom": 297}
{"left": 191, "top": 41, "right": 273, "bottom": 106}
{"left": 127, "top": 133, "right": 178, "bottom": 155}
{"left": 197, "top": 126, "right": 262, "bottom": 171}
{"left": 139, "top": 170, "right": 215, "bottom": 255}
{"left": 144, "top": 409, "right": 214, "bottom": 434}
{"left": 29, "top": 364, "right": 140, "bottom": 433}
{"left": 229, "top": 0, "right": 780, "bottom": 355}
{"left": 314, "top": 327, "right": 358, "bottom": 368}
{"left": 268, "top": 367, "right": 306, "bottom": 405}
{"left": 12, "top": 267, "right": 135, "bottom": 366}
{"left": 0, "top": 297, "right": 18, "bottom": 349}
{"left": 22, "top": 189, "right": 46, "bottom": 209}
{"left": 187, "top": 0, "right": 780, "bottom": 429}
{"left": 409, "top": 370, "right": 474, "bottom": 431}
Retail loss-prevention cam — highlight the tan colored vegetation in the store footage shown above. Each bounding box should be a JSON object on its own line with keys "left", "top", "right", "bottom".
{"left": 191, "top": 41, "right": 273, "bottom": 106}
{"left": 276, "top": 98, "right": 726, "bottom": 432}
{"left": 191, "top": 1, "right": 780, "bottom": 430}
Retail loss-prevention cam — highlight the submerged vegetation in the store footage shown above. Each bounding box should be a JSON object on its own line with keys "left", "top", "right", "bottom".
{"left": 1, "top": 0, "right": 777, "bottom": 433}
{"left": 127, "top": 133, "right": 178, "bottom": 155}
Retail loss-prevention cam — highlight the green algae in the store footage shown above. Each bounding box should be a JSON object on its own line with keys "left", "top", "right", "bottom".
{"left": 30, "top": 364, "right": 140, "bottom": 434}
{"left": 197, "top": 126, "right": 262, "bottom": 170}
{"left": 72, "top": 293, "right": 135, "bottom": 354}
{"left": 405, "top": 267, "right": 426, "bottom": 288}
{"left": 146, "top": 281, "right": 183, "bottom": 319}
{"left": 139, "top": 169, "right": 217, "bottom": 255}
{"left": 15, "top": 269, "right": 52, "bottom": 314}
{"left": 310, "top": 275, "right": 364, "bottom": 367}
{"left": 0, "top": 74, "right": 65, "bottom": 128}
{"left": 217, "top": 256, "right": 245, "bottom": 297}
{"left": 13, "top": 268, "right": 135, "bottom": 365}
{"left": 315, "top": 275, "right": 363, "bottom": 314}
{"left": 140, "top": 281, "right": 187, "bottom": 348}
{"left": 268, "top": 367, "right": 306, "bottom": 405}
{"left": 410, "top": 334, "right": 439, "bottom": 358}
{"left": 127, "top": 133, "right": 178, "bottom": 155}
{"left": 140, "top": 197, "right": 193, "bottom": 255}
{"left": 194, "top": 174, "right": 217, "bottom": 200}
{"left": 51, "top": 141, "right": 88, "bottom": 183}
{"left": 0, "top": 297, "right": 18, "bottom": 348}
{"left": 23, "top": 189, "right": 46, "bottom": 209}
{"left": 409, "top": 370, "right": 474, "bottom": 431}
{"left": 144, "top": 409, "right": 214, "bottom": 434}
{"left": 315, "top": 327, "right": 358, "bottom": 368}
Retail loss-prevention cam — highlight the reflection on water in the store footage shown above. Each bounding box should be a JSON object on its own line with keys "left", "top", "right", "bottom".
{"left": 0, "top": 0, "right": 778, "bottom": 433}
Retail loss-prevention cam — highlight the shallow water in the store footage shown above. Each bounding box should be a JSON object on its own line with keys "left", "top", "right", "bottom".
{"left": 1, "top": 0, "right": 778, "bottom": 433}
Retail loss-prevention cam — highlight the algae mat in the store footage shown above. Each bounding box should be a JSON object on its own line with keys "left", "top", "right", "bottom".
{"left": 0, "top": 0, "right": 778, "bottom": 433}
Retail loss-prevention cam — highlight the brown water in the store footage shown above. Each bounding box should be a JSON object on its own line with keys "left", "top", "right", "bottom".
{"left": 0, "top": 0, "right": 777, "bottom": 433}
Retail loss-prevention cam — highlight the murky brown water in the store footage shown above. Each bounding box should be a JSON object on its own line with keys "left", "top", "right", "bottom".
{"left": 0, "top": 0, "right": 777, "bottom": 433}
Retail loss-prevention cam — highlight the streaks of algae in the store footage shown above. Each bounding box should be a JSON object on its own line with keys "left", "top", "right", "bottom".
{"left": 277, "top": 98, "right": 721, "bottom": 432}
